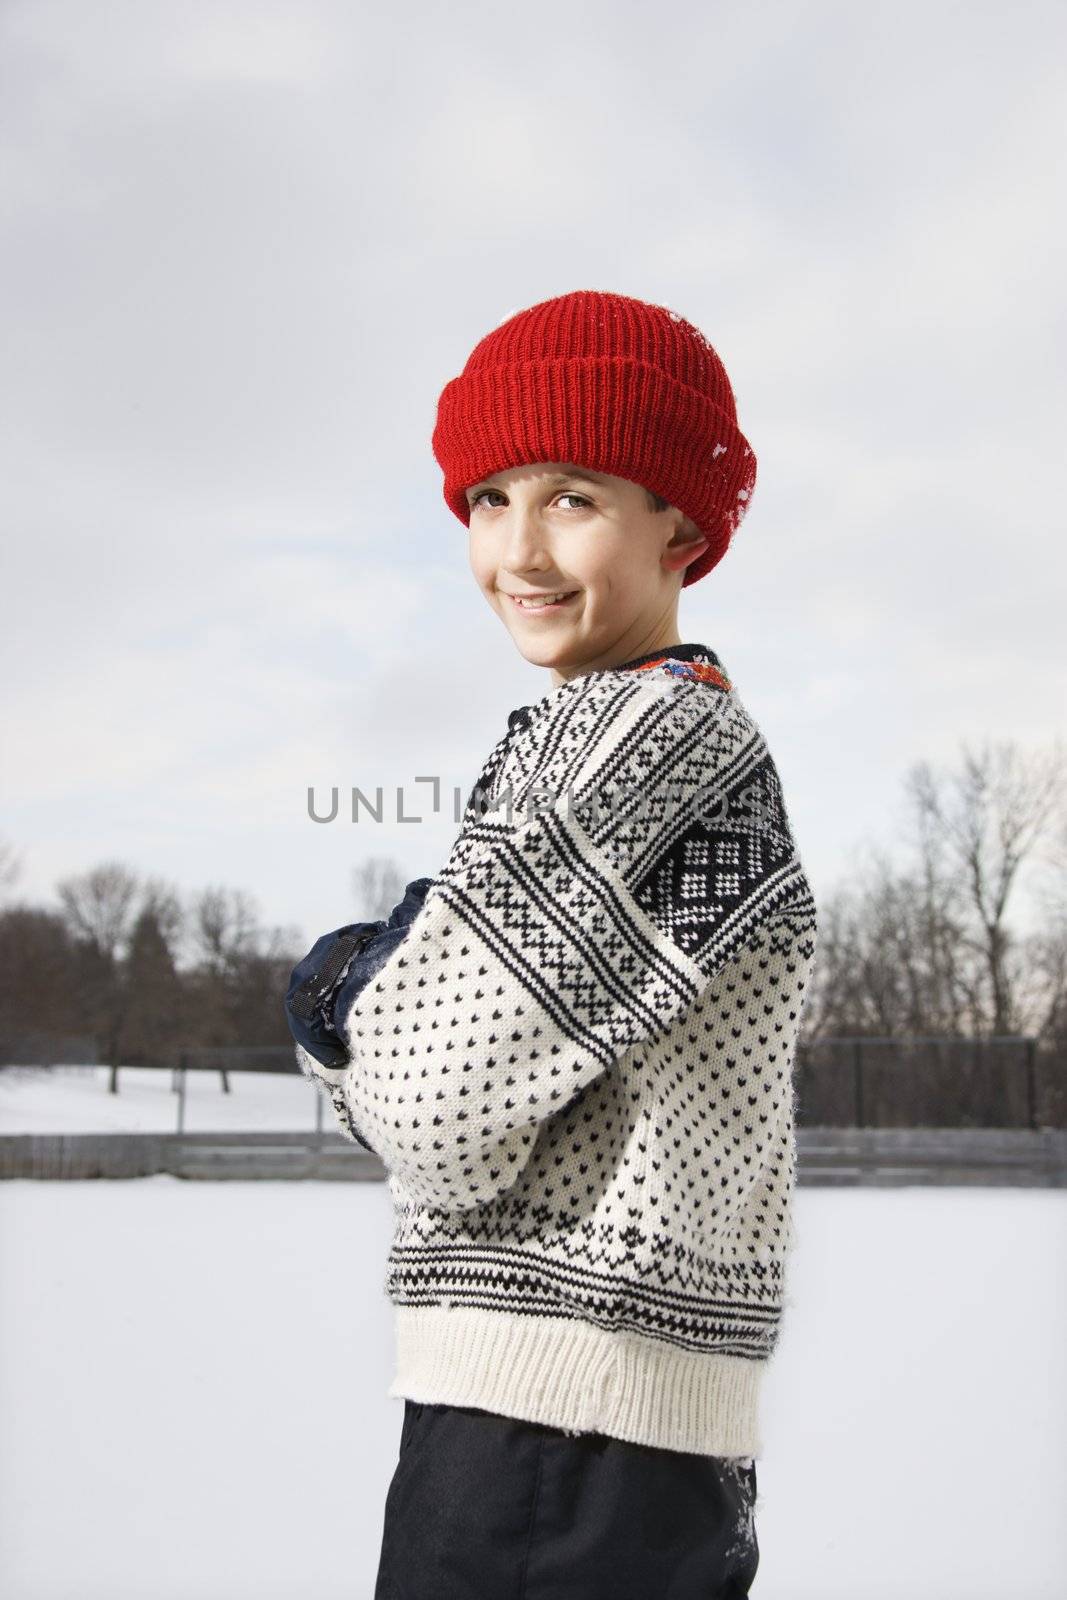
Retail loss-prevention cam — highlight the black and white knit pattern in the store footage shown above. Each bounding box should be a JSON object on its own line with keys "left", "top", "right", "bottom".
{"left": 296, "top": 651, "right": 818, "bottom": 1454}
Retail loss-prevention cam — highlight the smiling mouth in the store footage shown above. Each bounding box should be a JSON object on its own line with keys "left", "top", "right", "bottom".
{"left": 505, "top": 590, "right": 580, "bottom": 611}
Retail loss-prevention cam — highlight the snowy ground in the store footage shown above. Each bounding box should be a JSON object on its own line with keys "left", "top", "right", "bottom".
{"left": 0, "top": 1063, "right": 324, "bottom": 1136}
{"left": 2, "top": 1070, "right": 1066, "bottom": 1599}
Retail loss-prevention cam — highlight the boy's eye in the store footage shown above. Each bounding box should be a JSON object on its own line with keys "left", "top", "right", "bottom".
{"left": 468, "top": 489, "right": 591, "bottom": 511}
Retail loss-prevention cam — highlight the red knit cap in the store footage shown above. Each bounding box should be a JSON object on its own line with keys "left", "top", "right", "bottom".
{"left": 431, "top": 289, "right": 756, "bottom": 586}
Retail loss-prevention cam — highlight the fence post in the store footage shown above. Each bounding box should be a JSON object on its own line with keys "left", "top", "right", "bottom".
{"left": 854, "top": 1040, "right": 865, "bottom": 1128}
{"left": 1026, "top": 1036, "right": 1038, "bottom": 1131}
{"left": 177, "top": 1053, "right": 186, "bottom": 1136}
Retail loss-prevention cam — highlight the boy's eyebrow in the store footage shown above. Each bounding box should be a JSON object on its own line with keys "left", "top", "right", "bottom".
{"left": 466, "top": 465, "right": 611, "bottom": 495}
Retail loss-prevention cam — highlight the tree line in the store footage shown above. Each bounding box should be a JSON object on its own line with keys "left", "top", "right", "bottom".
{"left": 0, "top": 847, "right": 407, "bottom": 1089}
{"left": 1, "top": 735, "right": 1065, "bottom": 1087}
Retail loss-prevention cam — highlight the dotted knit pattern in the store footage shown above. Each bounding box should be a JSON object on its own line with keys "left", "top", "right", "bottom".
{"left": 295, "top": 650, "right": 818, "bottom": 1458}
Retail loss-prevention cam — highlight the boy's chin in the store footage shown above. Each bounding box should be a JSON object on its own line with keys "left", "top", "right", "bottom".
{"left": 505, "top": 633, "right": 598, "bottom": 678}
{"left": 503, "top": 622, "right": 585, "bottom": 671}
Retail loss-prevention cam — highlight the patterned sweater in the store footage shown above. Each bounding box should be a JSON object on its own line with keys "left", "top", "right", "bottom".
{"left": 293, "top": 643, "right": 818, "bottom": 1459}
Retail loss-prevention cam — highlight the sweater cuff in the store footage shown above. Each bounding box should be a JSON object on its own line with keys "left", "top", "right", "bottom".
{"left": 294, "top": 1043, "right": 377, "bottom": 1153}
{"left": 293, "top": 1041, "right": 348, "bottom": 1090}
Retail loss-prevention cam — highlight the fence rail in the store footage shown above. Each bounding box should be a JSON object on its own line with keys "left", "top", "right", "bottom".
{"left": 2, "top": 1127, "right": 1063, "bottom": 1186}
{"left": 0, "top": 1131, "right": 379, "bottom": 1182}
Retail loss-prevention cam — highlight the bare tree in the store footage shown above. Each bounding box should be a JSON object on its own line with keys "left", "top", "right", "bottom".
{"left": 189, "top": 885, "right": 261, "bottom": 978}
{"left": 56, "top": 860, "right": 141, "bottom": 961}
{"left": 234, "top": 920, "right": 310, "bottom": 1050}
{"left": 351, "top": 856, "right": 407, "bottom": 921}
{"left": 807, "top": 738, "right": 1066, "bottom": 1045}
{"left": 55, "top": 861, "right": 143, "bottom": 1089}
{"left": 1020, "top": 809, "right": 1067, "bottom": 1042}
{"left": 139, "top": 876, "right": 185, "bottom": 956}
{"left": 0, "top": 906, "right": 84, "bottom": 1062}
{"left": 906, "top": 739, "right": 1066, "bottom": 1035}
{"left": 0, "top": 837, "right": 22, "bottom": 900}
{"left": 806, "top": 843, "right": 973, "bottom": 1039}
{"left": 184, "top": 886, "right": 268, "bottom": 1048}
{"left": 123, "top": 903, "right": 185, "bottom": 1067}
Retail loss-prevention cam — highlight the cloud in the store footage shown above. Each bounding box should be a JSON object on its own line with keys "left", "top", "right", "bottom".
{"left": 2, "top": 0, "right": 1063, "bottom": 940}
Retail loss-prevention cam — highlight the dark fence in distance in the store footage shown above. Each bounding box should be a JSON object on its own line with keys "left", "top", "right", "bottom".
{"left": 0, "top": 1032, "right": 99, "bottom": 1066}
{"left": 171, "top": 1048, "right": 299, "bottom": 1133}
{"left": 3, "top": 1036, "right": 1066, "bottom": 1130}
{"left": 3, "top": 1038, "right": 1066, "bottom": 1185}
{"left": 177, "top": 1046, "right": 297, "bottom": 1078}
{"left": 793, "top": 1036, "right": 1065, "bottom": 1130}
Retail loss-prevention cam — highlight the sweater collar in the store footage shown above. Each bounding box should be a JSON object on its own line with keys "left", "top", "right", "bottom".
{"left": 613, "top": 641, "right": 722, "bottom": 673}
{"left": 507, "top": 642, "right": 722, "bottom": 733}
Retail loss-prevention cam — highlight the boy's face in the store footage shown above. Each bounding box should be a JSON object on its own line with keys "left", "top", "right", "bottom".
{"left": 464, "top": 462, "right": 709, "bottom": 680}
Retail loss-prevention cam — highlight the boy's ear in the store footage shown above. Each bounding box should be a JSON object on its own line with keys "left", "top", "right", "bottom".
{"left": 662, "top": 512, "right": 710, "bottom": 575}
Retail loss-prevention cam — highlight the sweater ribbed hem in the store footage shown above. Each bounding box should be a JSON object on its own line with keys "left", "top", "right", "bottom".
{"left": 387, "top": 1304, "right": 765, "bottom": 1460}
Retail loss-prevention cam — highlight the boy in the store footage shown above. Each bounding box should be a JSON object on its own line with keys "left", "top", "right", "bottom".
{"left": 286, "top": 290, "right": 818, "bottom": 1598}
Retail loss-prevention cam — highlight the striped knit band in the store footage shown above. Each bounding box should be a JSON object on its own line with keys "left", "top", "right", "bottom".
{"left": 431, "top": 289, "right": 757, "bottom": 586}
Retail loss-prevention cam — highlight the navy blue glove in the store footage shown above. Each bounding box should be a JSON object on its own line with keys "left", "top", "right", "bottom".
{"left": 286, "top": 921, "right": 381, "bottom": 1068}
{"left": 330, "top": 877, "right": 435, "bottom": 1046}
{"left": 285, "top": 878, "right": 435, "bottom": 1070}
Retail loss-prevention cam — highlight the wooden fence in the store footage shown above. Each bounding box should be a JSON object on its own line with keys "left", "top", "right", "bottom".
{"left": 793, "top": 1036, "right": 1065, "bottom": 1129}
{"left": 2, "top": 1127, "right": 1063, "bottom": 1186}
{"left": 2, "top": 1035, "right": 1065, "bottom": 1184}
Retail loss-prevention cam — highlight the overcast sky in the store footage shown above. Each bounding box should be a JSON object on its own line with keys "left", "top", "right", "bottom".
{"left": 2, "top": 0, "right": 1064, "bottom": 955}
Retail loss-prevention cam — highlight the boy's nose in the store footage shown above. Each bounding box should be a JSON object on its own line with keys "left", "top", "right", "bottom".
{"left": 500, "top": 505, "right": 551, "bottom": 564}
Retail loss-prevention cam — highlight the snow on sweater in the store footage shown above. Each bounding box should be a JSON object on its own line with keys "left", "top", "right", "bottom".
{"left": 294, "top": 643, "right": 818, "bottom": 1458}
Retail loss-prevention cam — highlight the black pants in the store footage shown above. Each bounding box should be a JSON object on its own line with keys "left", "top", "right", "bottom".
{"left": 374, "top": 1400, "right": 760, "bottom": 1600}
